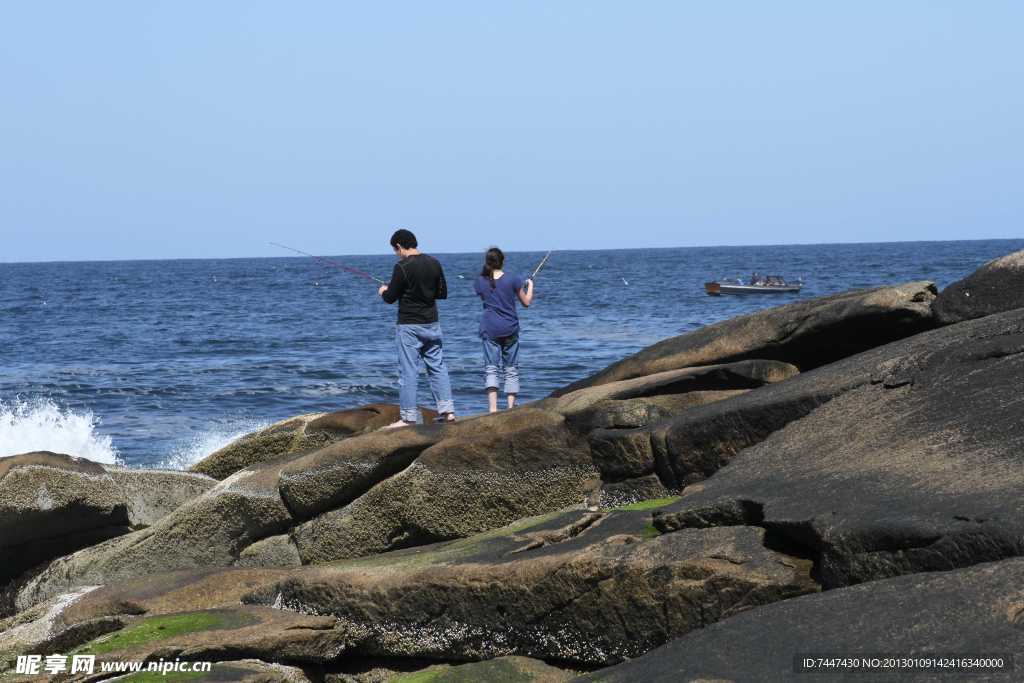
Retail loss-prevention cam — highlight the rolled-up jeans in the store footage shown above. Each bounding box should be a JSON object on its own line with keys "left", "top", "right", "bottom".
{"left": 482, "top": 333, "right": 520, "bottom": 395}
{"left": 396, "top": 323, "right": 454, "bottom": 422}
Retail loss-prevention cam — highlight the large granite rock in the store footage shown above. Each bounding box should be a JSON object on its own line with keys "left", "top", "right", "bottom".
{"left": 543, "top": 359, "right": 797, "bottom": 429}
{"left": 561, "top": 390, "right": 749, "bottom": 433}
{"left": 248, "top": 506, "right": 817, "bottom": 667}
{"left": 579, "top": 558, "right": 1024, "bottom": 682}
{"left": 647, "top": 306, "right": 1024, "bottom": 587}
{"left": 103, "top": 466, "right": 216, "bottom": 527}
{"left": 290, "top": 409, "right": 598, "bottom": 563}
{"left": 279, "top": 428, "right": 440, "bottom": 521}
{"left": 0, "top": 453, "right": 211, "bottom": 592}
{"left": 13, "top": 463, "right": 294, "bottom": 613}
{"left": 0, "top": 453, "right": 128, "bottom": 577}
{"left": 933, "top": 249, "right": 1024, "bottom": 324}
{"left": 553, "top": 281, "right": 936, "bottom": 395}
{"left": 190, "top": 404, "right": 435, "bottom": 480}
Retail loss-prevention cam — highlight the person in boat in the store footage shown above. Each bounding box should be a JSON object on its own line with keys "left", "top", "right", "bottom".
{"left": 378, "top": 228, "right": 456, "bottom": 427}
{"left": 473, "top": 247, "right": 534, "bottom": 413}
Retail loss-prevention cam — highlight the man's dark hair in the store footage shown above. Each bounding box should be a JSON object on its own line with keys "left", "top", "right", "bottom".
{"left": 390, "top": 229, "right": 418, "bottom": 250}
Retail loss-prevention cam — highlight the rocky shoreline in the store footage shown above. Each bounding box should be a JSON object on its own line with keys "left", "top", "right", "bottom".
{"left": 2, "top": 251, "right": 1023, "bottom": 681}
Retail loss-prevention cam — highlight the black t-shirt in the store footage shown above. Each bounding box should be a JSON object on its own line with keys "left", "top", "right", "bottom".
{"left": 381, "top": 254, "right": 448, "bottom": 324}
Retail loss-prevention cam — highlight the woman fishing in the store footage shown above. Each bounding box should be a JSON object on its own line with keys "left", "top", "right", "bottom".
{"left": 473, "top": 247, "right": 535, "bottom": 413}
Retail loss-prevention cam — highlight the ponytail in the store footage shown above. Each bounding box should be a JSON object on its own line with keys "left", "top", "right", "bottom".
{"left": 480, "top": 247, "right": 504, "bottom": 289}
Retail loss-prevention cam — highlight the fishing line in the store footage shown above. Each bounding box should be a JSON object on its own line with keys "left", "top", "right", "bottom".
{"left": 269, "top": 242, "right": 387, "bottom": 285}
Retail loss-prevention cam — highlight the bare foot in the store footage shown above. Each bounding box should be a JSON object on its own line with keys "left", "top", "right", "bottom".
{"left": 434, "top": 412, "right": 457, "bottom": 424}
{"left": 383, "top": 419, "right": 415, "bottom": 430}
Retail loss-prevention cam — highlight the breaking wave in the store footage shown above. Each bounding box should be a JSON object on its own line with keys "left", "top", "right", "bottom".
{"left": 157, "top": 418, "right": 269, "bottom": 470}
{"left": 0, "top": 398, "right": 120, "bottom": 464}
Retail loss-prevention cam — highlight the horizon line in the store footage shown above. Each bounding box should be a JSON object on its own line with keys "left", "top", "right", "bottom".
{"left": 2, "top": 236, "right": 1022, "bottom": 266}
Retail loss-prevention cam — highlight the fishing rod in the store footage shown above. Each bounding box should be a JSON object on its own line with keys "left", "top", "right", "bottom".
{"left": 530, "top": 250, "right": 552, "bottom": 280}
{"left": 269, "top": 242, "right": 387, "bottom": 285}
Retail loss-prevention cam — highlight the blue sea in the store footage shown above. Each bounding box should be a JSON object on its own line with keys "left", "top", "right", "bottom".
{"left": 2, "top": 239, "right": 1021, "bottom": 468}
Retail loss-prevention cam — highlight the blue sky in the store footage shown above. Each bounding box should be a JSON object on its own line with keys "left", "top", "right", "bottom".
{"left": 1, "top": 2, "right": 1021, "bottom": 261}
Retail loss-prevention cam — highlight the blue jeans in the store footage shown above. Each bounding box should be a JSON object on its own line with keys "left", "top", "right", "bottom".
{"left": 483, "top": 334, "right": 520, "bottom": 395}
{"left": 396, "top": 323, "right": 454, "bottom": 422}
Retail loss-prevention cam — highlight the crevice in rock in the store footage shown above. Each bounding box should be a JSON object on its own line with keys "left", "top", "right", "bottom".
{"left": 382, "top": 523, "right": 451, "bottom": 554}
{"left": 818, "top": 526, "right": 1024, "bottom": 589}
{"left": 962, "top": 333, "right": 1024, "bottom": 362}
{"left": 649, "top": 430, "right": 678, "bottom": 491}
{"left": 631, "top": 368, "right": 776, "bottom": 399}
{"left": 761, "top": 521, "right": 825, "bottom": 585}
{"left": 509, "top": 512, "right": 605, "bottom": 554}
{"left": 521, "top": 567, "right": 622, "bottom": 628}
{"left": 751, "top": 308, "right": 940, "bottom": 371}
{"left": 654, "top": 499, "right": 765, "bottom": 530}
{"left": 576, "top": 378, "right": 830, "bottom": 498}
{"left": 656, "top": 500, "right": 1024, "bottom": 592}
{"left": 653, "top": 501, "right": 824, "bottom": 585}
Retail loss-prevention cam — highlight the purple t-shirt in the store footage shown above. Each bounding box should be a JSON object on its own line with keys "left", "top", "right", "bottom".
{"left": 474, "top": 273, "right": 525, "bottom": 339}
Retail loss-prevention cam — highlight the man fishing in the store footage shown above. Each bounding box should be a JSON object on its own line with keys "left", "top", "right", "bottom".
{"left": 378, "top": 229, "right": 456, "bottom": 427}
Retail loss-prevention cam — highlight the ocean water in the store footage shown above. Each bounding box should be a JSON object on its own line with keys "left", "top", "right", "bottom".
{"left": 2, "top": 239, "right": 1021, "bottom": 468}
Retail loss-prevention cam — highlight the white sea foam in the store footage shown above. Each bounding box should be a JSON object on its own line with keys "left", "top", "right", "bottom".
{"left": 0, "top": 398, "right": 121, "bottom": 464}
{"left": 157, "top": 418, "right": 268, "bottom": 470}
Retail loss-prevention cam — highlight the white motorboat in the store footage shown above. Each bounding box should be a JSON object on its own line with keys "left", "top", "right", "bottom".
{"left": 705, "top": 274, "right": 803, "bottom": 296}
